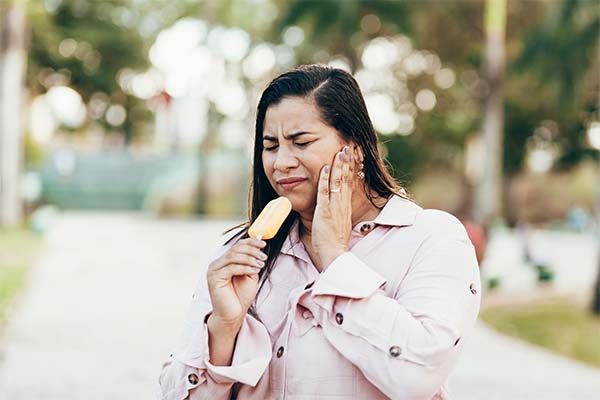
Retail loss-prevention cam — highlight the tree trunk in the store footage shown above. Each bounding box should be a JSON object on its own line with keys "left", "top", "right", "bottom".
{"left": 592, "top": 159, "right": 600, "bottom": 315}
{"left": 473, "top": 0, "right": 506, "bottom": 227}
{"left": 0, "top": 2, "right": 26, "bottom": 227}
{"left": 194, "top": 0, "right": 217, "bottom": 215}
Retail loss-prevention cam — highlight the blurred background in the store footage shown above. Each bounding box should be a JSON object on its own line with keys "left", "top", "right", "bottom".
{"left": 0, "top": 0, "right": 599, "bottom": 399}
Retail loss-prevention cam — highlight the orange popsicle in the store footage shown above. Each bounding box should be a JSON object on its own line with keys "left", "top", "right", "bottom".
{"left": 249, "top": 197, "right": 292, "bottom": 240}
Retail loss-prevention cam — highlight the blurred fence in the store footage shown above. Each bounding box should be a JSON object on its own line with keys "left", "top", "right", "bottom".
{"left": 33, "top": 150, "right": 203, "bottom": 211}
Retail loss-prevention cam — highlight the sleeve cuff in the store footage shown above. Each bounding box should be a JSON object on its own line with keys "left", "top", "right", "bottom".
{"left": 203, "top": 315, "right": 272, "bottom": 387}
{"left": 312, "top": 252, "right": 386, "bottom": 299}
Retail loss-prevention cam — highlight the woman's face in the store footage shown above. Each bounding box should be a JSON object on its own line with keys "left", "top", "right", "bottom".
{"left": 261, "top": 96, "right": 349, "bottom": 214}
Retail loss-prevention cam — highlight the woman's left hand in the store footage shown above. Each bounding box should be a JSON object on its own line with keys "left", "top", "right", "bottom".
{"left": 311, "top": 145, "right": 356, "bottom": 271}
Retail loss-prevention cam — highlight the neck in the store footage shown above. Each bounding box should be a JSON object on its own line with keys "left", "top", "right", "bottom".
{"left": 299, "top": 189, "right": 388, "bottom": 239}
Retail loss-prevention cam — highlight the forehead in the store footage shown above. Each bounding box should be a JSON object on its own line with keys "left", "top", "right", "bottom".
{"left": 263, "top": 96, "right": 328, "bottom": 136}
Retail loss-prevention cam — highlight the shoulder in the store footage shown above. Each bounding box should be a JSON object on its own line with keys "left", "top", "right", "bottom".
{"left": 413, "top": 208, "right": 469, "bottom": 240}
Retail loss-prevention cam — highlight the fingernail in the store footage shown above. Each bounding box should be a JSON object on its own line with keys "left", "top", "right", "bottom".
{"left": 343, "top": 146, "right": 350, "bottom": 154}
{"left": 324, "top": 165, "right": 330, "bottom": 173}
{"left": 256, "top": 259, "right": 265, "bottom": 267}
{"left": 258, "top": 240, "right": 266, "bottom": 247}
{"left": 259, "top": 252, "right": 267, "bottom": 260}
{"left": 338, "top": 152, "right": 344, "bottom": 160}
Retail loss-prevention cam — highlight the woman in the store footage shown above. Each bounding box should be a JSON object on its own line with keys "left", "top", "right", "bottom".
{"left": 158, "top": 65, "right": 481, "bottom": 400}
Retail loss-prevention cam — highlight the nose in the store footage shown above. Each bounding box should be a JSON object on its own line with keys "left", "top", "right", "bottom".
{"left": 273, "top": 145, "right": 298, "bottom": 171}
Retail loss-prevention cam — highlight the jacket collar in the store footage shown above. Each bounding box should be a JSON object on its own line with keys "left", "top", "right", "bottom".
{"left": 370, "top": 195, "right": 422, "bottom": 228}
{"left": 281, "top": 195, "right": 421, "bottom": 256}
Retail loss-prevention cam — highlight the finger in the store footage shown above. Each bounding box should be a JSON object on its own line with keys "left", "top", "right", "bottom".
{"left": 350, "top": 154, "right": 362, "bottom": 191}
{"left": 210, "top": 240, "right": 266, "bottom": 273}
{"left": 348, "top": 151, "right": 355, "bottom": 174}
{"left": 233, "top": 244, "right": 268, "bottom": 263}
{"left": 329, "top": 150, "right": 344, "bottom": 195}
{"left": 226, "top": 253, "right": 265, "bottom": 269}
{"left": 316, "top": 164, "right": 330, "bottom": 207}
{"left": 238, "top": 237, "right": 267, "bottom": 249}
{"left": 341, "top": 150, "right": 352, "bottom": 196}
{"left": 220, "top": 264, "right": 261, "bottom": 278}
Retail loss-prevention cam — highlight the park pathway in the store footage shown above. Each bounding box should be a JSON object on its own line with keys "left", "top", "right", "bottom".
{"left": 0, "top": 212, "right": 598, "bottom": 399}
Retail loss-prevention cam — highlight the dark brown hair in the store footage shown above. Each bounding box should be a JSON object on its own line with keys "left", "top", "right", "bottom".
{"left": 228, "top": 64, "right": 408, "bottom": 311}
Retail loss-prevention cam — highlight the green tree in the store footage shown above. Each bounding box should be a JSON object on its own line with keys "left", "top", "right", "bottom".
{"left": 26, "top": 0, "right": 151, "bottom": 142}
{"left": 513, "top": 0, "right": 599, "bottom": 169}
{"left": 273, "top": 0, "right": 412, "bottom": 71}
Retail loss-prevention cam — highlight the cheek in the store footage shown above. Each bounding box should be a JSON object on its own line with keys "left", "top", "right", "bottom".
{"left": 261, "top": 153, "right": 272, "bottom": 173}
{"left": 306, "top": 155, "right": 331, "bottom": 177}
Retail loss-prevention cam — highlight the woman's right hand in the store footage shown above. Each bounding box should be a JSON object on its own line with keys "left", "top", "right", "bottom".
{"left": 206, "top": 237, "right": 267, "bottom": 332}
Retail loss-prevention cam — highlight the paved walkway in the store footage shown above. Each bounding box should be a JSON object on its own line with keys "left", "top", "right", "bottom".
{"left": 0, "top": 212, "right": 598, "bottom": 399}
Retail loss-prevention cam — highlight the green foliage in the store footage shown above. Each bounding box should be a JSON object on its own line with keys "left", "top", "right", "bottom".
{"left": 20, "top": 0, "right": 598, "bottom": 208}
{"left": 0, "top": 267, "right": 27, "bottom": 325}
{"left": 503, "top": 100, "right": 537, "bottom": 176}
{"left": 512, "top": 0, "right": 599, "bottom": 169}
{"left": 482, "top": 298, "right": 600, "bottom": 367}
{"left": 24, "top": 133, "right": 46, "bottom": 167}
{"left": 379, "top": 133, "right": 420, "bottom": 184}
{"left": 274, "top": 0, "right": 412, "bottom": 70}
{"left": 410, "top": 0, "right": 485, "bottom": 68}
{"left": 0, "top": 228, "right": 41, "bottom": 325}
{"left": 24, "top": 0, "right": 186, "bottom": 142}
{"left": 487, "top": 276, "right": 501, "bottom": 290}
{"left": 27, "top": 0, "right": 149, "bottom": 95}
{"left": 514, "top": 0, "right": 599, "bottom": 113}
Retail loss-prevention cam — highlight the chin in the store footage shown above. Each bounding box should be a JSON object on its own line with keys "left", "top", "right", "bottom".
{"left": 270, "top": 184, "right": 316, "bottom": 214}
{"left": 288, "top": 196, "right": 316, "bottom": 215}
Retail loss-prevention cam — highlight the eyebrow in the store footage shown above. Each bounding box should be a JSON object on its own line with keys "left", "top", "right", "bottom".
{"left": 262, "top": 131, "right": 313, "bottom": 141}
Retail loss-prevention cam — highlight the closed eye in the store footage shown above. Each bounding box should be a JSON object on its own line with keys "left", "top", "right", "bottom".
{"left": 263, "top": 140, "right": 314, "bottom": 151}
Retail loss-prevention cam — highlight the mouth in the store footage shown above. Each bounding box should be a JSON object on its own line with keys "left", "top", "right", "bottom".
{"left": 277, "top": 177, "right": 307, "bottom": 191}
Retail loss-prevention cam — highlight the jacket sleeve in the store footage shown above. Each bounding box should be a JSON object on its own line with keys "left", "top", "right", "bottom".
{"left": 299, "top": 212, "right": 481, "bottom": 399}
{"left": 157, "top": 230, "right": 272, "bottom": 400}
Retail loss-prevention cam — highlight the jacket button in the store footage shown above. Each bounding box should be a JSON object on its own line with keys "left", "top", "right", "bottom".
{"left": 335, "top": 312, "right": 344, "bottom": 325}
{"left": 359, "top": 223, "right": 373, "bottom": 234}
{"left": 187, "top": 373, "right": 199, "bottom": 385}
{"left": 302, "top": 310, "right": 311, "bottom": 319}
{"left": 470, "top": 283, "right": 477, "bottom": 294}
{"left": 276, "top": 346, "right": 284, "bottom": 358}
{"left": 389, "top": 345, "right": 402, "bottom": 358}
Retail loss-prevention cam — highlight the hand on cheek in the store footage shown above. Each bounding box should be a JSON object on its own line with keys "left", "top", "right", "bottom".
{"left": 311, "top": 145, "right": 355, "bottom": 271}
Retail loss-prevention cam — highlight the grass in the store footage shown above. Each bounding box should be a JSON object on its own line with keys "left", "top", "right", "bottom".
{"left": 0, "top": 227, "right": 42, "bottom": 325}
{"left": 481, "top": 298, "right": 600, "bottom": 368}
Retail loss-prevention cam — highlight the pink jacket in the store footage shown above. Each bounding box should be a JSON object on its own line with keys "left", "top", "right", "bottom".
{"left": 158, "top": 196, "right": 481, "bottom": 399}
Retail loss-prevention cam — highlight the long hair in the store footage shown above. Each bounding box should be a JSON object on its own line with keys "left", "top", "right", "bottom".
{"left": 227, "top": 64, "right": 408, "bottom": 314}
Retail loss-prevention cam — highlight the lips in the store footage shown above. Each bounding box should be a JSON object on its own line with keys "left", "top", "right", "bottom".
{"left": 277, "top": 177, "right": 307, "bottom": 191}
{"left": 277, "top": 177, "right": 306, "bottom": 184}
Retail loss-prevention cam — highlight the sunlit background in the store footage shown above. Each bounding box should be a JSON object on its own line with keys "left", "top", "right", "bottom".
{"left": 0, "top": 0, "right": 599, "bottom": 399}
